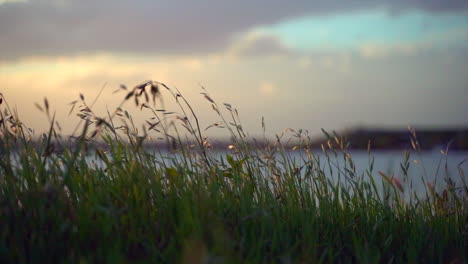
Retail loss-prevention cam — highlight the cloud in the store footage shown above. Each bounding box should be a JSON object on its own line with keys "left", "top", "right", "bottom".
{"left": 1, "top": 0, "right": 467, "bottom": 61}
{"left": 357, "top": 27, "right": 468, "bottom": 59}
{"left": 227, "top": 33, "right": 292, "bottom": 57}
{"left": 1, "top": 44, "right": 467, "bottom": 136}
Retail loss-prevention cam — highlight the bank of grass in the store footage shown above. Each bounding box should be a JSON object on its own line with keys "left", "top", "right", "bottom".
{"left": 0, "top": 82, "right": 466, "bottom": 263}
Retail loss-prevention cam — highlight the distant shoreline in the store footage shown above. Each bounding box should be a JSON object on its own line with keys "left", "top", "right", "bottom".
{"left": 13, "top": 128, "right": 468, "bottom": 152}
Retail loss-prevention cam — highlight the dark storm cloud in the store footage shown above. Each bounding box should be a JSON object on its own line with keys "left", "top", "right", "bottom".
{"left": 1, "top": 0, "right": 467, "bottom": 60}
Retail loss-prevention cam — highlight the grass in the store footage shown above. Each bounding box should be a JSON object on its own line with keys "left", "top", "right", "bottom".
{"left": 0, "top": 82, "right": 466, "bottom": 263}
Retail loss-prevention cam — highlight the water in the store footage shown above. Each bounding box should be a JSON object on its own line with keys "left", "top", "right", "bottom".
{"left": 282, "top": 150, "right": 467, "bottom": 198}
{"left": 86, "top": 148, "right": 467, "bottom": 196}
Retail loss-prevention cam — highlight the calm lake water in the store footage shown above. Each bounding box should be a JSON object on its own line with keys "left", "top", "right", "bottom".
{"left": 286, "top": 150, "right": 467, "bottom": 198}
{"left": 85, "top": 149, "right": 467, "bottom": 197}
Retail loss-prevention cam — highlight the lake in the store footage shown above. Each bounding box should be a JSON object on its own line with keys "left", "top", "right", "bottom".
{"left": 85, "top": 148, "right": 467, "bottom": 199}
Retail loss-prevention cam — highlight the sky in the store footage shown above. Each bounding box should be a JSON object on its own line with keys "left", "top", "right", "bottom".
{"left": 1, "top": 0, "right": 467, "bottom": 139}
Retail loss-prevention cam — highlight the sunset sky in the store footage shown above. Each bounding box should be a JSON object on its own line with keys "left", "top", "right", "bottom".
{"left": 1, "top": 0, "right": 467, "bottom": 138}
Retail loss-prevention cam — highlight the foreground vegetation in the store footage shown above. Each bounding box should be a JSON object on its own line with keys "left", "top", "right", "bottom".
{"left": 0, "top": 82, "right": 466, "bottom": 263}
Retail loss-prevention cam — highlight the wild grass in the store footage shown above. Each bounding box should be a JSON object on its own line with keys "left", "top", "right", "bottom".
{"left": 0, "top": 82, "right": 466, "bottom": 263}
